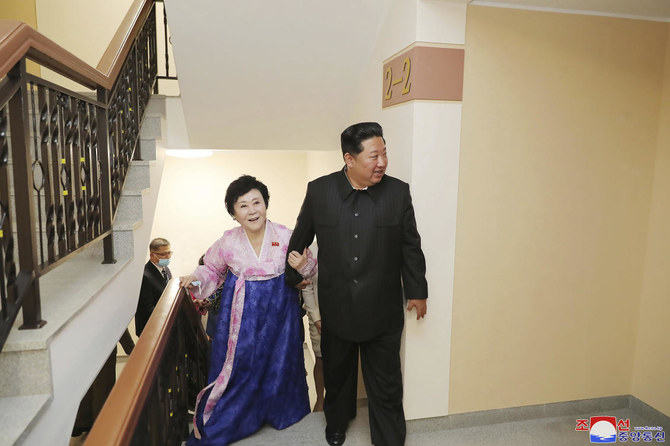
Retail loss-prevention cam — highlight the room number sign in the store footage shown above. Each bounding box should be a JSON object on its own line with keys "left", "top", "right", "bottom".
{"left": 382, "top": 45, "right": 465, "bottom": 108}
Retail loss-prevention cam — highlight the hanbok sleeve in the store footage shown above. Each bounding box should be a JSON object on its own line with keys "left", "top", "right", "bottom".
{"left": 301, "top": 280, "right": 320, "bottom": 322}
{"left": 296, "top": 247, "right": 317, "bottom": 279}
{"left": 191, "top": 236, "right": 229, "bottom": 300}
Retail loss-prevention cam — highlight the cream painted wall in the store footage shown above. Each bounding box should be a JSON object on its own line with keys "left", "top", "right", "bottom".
{"left": 402, "top": 1, "right": 467, "bottom": 420}
{"left": 306, "top": 150, "right": 344, "bottom": 182}
{"left": 0, "top": 0, "right": 37, "bottom": 25}
{"left": 150, "top": 150, "right": 310, "bottom": 277}
{"left": 352, "top": 0, "right": 418, "bottom": 190}
{"left": 0, "top": 0, "right": 40, "bottom": 75}
{"left": 349, "top": 0, "right": 418, "bottom": 414}
{"left": 31, "top": 0, "right": 178, "bottom": 95}
{"left": 349, "top": 0, "right": 466, "bottom": 419}
{"left": 35, "top": 0, "right": 134, "bottom": 91}
{"left": 153, "top": 97, "right": 341, "bottom": 274}
{"left": 632, "top": 27, "right": 670, "bottom": 416}
{"left": 451, "top": 6, "right": 666, "bottom": 414}
{"left": 416, "top": 0, "right": 467, "bottom": 43}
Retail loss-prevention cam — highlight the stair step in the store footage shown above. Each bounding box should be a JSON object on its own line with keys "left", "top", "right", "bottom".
{"left": 0, "top": 349, "right": 51, "bottom": 397}
{"left": 115, "top": 188, "right": 149, "bottom": 222}
{"left": 139, "top": 115, "right": 162, "bottom": 140}
{"left": 144, "top": 95, "right": 166, "bottom": 116}
{"left": 0, "top": 394, "right": 51, "bottom": 446}
{"left": 123, "top": 160, "right": 151, "bottom": 191}
{"left": 0, "top": 93, "right": 166, "bottom": 446}
{"left": 138, "top": 137, "right": 157, "bottom": 161}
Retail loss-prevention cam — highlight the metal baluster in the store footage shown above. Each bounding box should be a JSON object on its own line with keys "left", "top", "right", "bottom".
{"left": 9, "top": 61, "right": 46, "bottom": 330}
{"left": 0, "top": 105, "right": 16, "bottom": 324}
{"left": 29, "top": 82, "right": 46, "bottom": 266}
{"left": 97, "top": 88, "right": 115, "bottom": 264}
{"left": 37, "top": 86, "right": 56, "bottom": 263}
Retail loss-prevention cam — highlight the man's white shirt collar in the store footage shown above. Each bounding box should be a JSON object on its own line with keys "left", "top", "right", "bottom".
{"left": 344, "top": 167, "right": 368, "bottom": 191}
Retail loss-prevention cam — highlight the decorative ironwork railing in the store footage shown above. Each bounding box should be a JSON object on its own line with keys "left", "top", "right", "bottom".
{"left": 85, "top": 283, "right": 209, "bottom": 446}
{"left": 0, "top": 0, "right": 171, "bottom": 352}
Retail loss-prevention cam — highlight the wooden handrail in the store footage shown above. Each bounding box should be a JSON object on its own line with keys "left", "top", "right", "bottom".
{"left": 96, "top": 0, "right": 155, "bottom": 82}
{"left": 85, "top": 279, "right": 208, "bottom": 445}
{"left": 0, "top": 0, "right": 154, "bottom": 91}
{"left": 0, "top": 0, "right": 163, "bottom": 351}
{"left": 0, "top": 21, "right": 106, "bottom": 89}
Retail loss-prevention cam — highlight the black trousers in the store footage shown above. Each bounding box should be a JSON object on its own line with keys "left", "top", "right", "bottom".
{"left": 321, "top": 326, "right": 406, "bottom": 446}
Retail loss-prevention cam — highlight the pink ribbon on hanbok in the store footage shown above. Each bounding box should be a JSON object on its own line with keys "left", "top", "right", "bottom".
{"left": 193, "top": 262, "right": 275, "bottom": 439}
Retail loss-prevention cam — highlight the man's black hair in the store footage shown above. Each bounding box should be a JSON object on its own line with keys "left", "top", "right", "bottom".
{"left": 340, "top": 122, "right": 384, "bottom": 157}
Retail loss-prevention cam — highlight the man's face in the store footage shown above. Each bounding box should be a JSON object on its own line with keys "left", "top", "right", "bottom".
{"left": 150, "top": 245, "right": 172, "bottom": 265}
{"left": 345, "top": 136, "right": 388, "bottom": 188}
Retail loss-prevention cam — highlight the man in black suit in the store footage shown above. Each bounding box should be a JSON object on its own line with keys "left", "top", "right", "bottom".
{"left": 135, "top": 237, "right": 173, "bottom": 336}
{"left": 286, "top": 122, "right": 428, "bottom": 446}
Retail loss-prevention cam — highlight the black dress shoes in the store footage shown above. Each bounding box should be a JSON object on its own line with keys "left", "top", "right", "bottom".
{"left": 325, "top": 427, "right": 346, "bottom": 446}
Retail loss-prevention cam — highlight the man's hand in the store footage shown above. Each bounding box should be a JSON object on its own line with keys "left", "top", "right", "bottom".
{"left": 293, "top": 279, "right": 311, "bottom": 290}
{"left": 406, "top": 299, "right": 427, "bottom": 320}
{"left": 315, "top": 320, "right": 322, "bottom": 334}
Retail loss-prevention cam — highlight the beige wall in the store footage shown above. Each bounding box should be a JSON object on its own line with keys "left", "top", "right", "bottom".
{"left": 632, "top": 27, "right": 670, "bottom": 416}
{"left": 348, "top": 0, "right": 467, "bottom": 419}
{"left": 150, "top": 150, "right": 312, "bottom": 277}
{"left": 35, "top": 0, "right": 134, "bottom": 91}
{"left": 0, "top": 0, "right": 36, "bottom": 24}
{"left": 0, "top": 0, "right": 40, "bottom": 75}
{"left": 451, "top": 6, "right": 667, "bottom": 414}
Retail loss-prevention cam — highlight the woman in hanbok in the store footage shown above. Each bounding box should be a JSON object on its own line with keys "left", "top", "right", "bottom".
{"left": 180, "top": 175, "right": 316, "bottom": 446}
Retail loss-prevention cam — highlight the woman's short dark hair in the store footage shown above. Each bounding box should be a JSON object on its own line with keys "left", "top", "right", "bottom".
{"left": 224, "top": 175, "right": 270, "bottom": 216}
{"left": 341, "top": 122, "right": 384, "bottom": 157}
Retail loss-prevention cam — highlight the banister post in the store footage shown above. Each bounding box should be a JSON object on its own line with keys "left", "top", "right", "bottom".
{"left": 97, "top": 88, "right": 116, "bottom": 264}
{"left": 9, "top": 60, "right": 46, "bottom": 329}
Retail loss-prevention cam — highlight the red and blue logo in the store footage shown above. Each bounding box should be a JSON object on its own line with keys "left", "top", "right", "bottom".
{"left": 576, "top": 416, "right": 664, "bottom": 443}
{"left": 589, "top": 416, "right": 617, "bottom": 443}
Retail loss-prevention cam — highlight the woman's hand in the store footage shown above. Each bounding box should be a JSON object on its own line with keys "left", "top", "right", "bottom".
{"left": 179, "top": 274, "right": 198, "bottom": 288}
{"left": 288, "top": 248, "right": 309, "bottom": 271}
{"left": 193, "top": 298, "right": 212, "bottom": 310}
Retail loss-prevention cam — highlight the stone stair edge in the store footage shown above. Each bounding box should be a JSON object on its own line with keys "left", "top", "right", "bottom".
{"left": 120, "top": 187, "right": 151, "bottom": 197}
{"left": 113, "top": 218, "right": 144, "bottom": 232}
{"left": 0, "top": 394, "right": 51, "bottom": 446}
{"left": 3, "top": 251, "right": 134, "bottom": 353}
{"left": 0, "top": 92, "right": 165, "bottom": 445}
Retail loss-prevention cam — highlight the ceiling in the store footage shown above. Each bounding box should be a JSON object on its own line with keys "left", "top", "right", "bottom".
{"left": 164, "top": 0, "right": 393, "bottom": 151}
{"left": 164, "top": 0, "right": 670, "bottom": 151}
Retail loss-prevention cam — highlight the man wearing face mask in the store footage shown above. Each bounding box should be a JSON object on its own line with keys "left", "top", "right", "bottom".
{"left": 135, "top": 237, "right": 173, "bottom": 336}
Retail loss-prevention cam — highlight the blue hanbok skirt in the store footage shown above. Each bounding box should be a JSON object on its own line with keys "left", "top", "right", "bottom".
{"left": 187, "top": 270, "right": 309, "bottom": 445}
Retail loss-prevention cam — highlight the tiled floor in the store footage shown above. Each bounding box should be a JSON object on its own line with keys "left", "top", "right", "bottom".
{"left": 69, "top": 319, "right": 669, "bottom": 445}
{"left": 73, "top": 403, "right": 666, "bottom": 446}
{"left": 226, "top": 405, "right": 668, "bottom": 445}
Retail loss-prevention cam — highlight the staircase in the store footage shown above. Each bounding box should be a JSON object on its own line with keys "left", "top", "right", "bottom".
{"left": 0, "top": 95, "right": 168, "bottom": 446}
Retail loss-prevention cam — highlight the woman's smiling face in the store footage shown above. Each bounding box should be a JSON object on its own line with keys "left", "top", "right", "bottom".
{"left": 233, "top": 188, "right": 267, "bottom": 236}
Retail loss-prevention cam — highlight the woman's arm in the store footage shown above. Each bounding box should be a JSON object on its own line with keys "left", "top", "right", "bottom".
{"left": 180, "top": 236, "right": 229, "bottom": 300}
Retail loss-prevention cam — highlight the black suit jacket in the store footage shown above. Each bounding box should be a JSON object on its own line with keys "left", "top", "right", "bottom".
{"left": 286, "top": 169, "right": 427, "bottom": 341}
{"left": 135, "top": 260, "right": 171, "bottom": 336}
